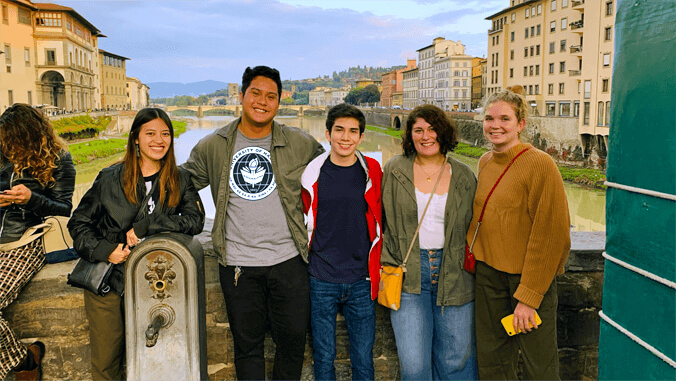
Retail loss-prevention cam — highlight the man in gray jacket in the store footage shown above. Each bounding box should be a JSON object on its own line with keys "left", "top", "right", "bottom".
{"left": 182, "top": 66, "right": 324, "bottom": 380}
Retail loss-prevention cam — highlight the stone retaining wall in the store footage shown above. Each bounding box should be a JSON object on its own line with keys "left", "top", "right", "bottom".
{"left": 4, "top": 224, "right": 604, "bottom": 380}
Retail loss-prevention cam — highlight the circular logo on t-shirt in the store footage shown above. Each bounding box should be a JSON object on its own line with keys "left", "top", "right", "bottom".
{"left": 229, "top": 146, "right": 276, "bottom": 200}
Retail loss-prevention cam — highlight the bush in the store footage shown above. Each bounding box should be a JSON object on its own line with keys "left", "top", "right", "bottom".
{"left": 53, "top": 115, "right": 111, "bottom": 140}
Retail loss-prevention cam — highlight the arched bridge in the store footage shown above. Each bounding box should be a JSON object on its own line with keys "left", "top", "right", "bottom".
{"left": 165, "top": 105, "right": 326, "bottom": 117}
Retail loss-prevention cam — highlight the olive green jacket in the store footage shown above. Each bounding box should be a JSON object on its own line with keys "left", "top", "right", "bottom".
{"left": 381, "top": 154, "right": 477, "bottom": 306}
{"left": 181, "top": 118, "right": 325, "bottom": 266}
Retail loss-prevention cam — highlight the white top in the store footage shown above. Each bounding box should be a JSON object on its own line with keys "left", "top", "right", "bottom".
{"left": 415, "top": 189, "right": 447, "bottom": 249}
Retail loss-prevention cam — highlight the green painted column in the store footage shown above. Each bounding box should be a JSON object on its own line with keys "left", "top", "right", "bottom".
{"left": 600, "top": 1, "right": 676, "bottom": 380}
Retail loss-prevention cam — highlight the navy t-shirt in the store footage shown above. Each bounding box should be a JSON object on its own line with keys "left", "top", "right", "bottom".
{"left": 309, "top": 159, "right": 371, "bottom": 283}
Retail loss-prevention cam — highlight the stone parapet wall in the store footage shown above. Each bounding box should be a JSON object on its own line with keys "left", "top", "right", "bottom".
{"left": 4, "top": 223, "right": 604, "bottom": 380}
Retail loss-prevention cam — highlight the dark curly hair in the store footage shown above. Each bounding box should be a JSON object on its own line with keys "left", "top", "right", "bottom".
{"left": 401, "top": 104, "right": 458, "bottom": 157}
{"left": 0, "top": 103, "right": 67, "bottom": 187}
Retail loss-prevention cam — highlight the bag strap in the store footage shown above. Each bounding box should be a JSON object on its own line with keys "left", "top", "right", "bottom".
{"left": 0, "top": 223, "right": 51, "bottom": 251}
{"left": 469, "top": 147, "right": 530, "bottom": 251}
{"left": 401, "top": 160, "right": 446, "bottom": 272}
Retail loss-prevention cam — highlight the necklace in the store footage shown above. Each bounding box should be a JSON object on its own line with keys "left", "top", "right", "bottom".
{"left": 415, "top": 157, "right": 445, "bottom": 182}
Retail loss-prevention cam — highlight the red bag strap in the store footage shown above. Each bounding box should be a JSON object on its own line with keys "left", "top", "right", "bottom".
{"left": 469, "top": 147, "right": 530, "bottom": 251}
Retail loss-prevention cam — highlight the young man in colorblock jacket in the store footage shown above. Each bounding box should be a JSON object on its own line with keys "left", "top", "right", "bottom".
{"left": 300, "top": 103, "right": 383, "bottom": 381}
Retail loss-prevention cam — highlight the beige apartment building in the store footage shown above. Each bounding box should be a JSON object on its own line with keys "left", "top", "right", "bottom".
{"left": 471, "top": 57, "right": 487, "bottom": 108}
{"left": 417, "top": 38, "right": 466, "bottom": 106}
{"left": 486, "top": 0, "right": 615, "bottom": 137}
{"left": 1, "top": 0, "right": 102, "bottom": 111}
{"left": 99, "top": 49, "right": 128, "bottom": 110}
{"left": 402, "top": 66, "right": 418, "bottom": 110}
{"left": 126, "top": 76, "right": 149, "bottom": 110}
{"left": 433, "top": 53, "right": 472, "bottom": 111}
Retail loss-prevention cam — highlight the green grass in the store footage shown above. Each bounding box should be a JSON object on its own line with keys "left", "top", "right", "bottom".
{"left": 52, "top": 115, "right": 111, "bottom": 139}
{"left": 173, "top": 121, "right": 187, "bottom": 137}
{"left": 69, "top": 139, "right": 127, "bottom": 164}
{"left": 558, "top": 166, "right": 607, "bottom": 188}
{"left": 365, "top": 124, "right": 404, "bottom": 138}
{"left": 454, "top": 142, "right": 489, "bottom": 158}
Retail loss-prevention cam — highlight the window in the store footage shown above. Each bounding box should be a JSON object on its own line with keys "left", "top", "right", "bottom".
{"left": 462, "top": 79, "right": 467, "bottom": 86}
{"left": 36, "top": 12, "right": 62, "bottom": 27}
{"left": 551, "top": 0, "right": 557, "bottom": 11}
{"left": 550, "top": 21, "right": 556, "bottom": 32}
{"left": 4, "top": 44, "right": 10, "bottom": 64}
{"left": 6, "top": 65, "right": 10, "bottom": 73}
{"left": 606, "top": 101, "right": 611, "bottom": 126}
{"left": 538, "top": 4, "right": 542, "bottom": 14}
{"left": 574, "top": 101, "right": 580, "bottom": 117}
{"left": 561, "top": 18, "right": 568, "bottom": 30}
{"left": 24, "top": 48, "right": 29, "bottom": 66}
{"left": 605, "top": 27, "right": 612, "bottom": 41}
{"left": 560, "top": 102, "right": 570, "bottom": 116}
{"left": 462, "top": 89, "right": 467, "bottom": 98}
{"left": 510, "top": 50, "right": 514, "bottom": 60}
{"left": 602, "top": 79, "right": 609, "bottom": 92}
{"left": 530, "top": 65, "right": 534, "bottom": 76}
{"left": 584, "top": 80, "right": 591, "bottom": 99}
{"left": 536, "top": 65, "right": 540, "bottom": 75}
{"left": 546, "top": 102, "right": 556, "bottom": 116}
{"left": 597, "top": 102, "right": 605, "bottom": 125}
{"left": 526, "top": 8, "right": 530, "bottom": 18}
{"left": 536, "top": 45, "right": 540, "bottom": 55}
{"left": 562, "top": 0, "right": 568, "bottom": 7}
{"left": 511, "top": 31, "right": 515, "bottom": 41}
{"left": 18, "top": 8, "right": 30, "bottom": 25}
{"left": 537, "top": 24, "right": 541, "bottom": 35}
{"left": 532, "top": 7, "right": 536, "bottom": 17}
{"left": 548, "top": 84, "right": 554, "bottom": 94}
{"left": 525, "top": 28, "right": 529, "bottom": 38}
{"left": 529, "top": 85, "right": 533, "bottom": 95}
{"left": 603, "top": 53, "right": 611, "bottom": 67}
{"left": 2, "top": 5, "right": 7, "bottom": 24}
{"left": 512, "top": 13, "right": 516, "bottom": 22}
{"left": 550, "top": 42, "right": 555, "bottom": 54}
{"left": 496, "top": 35, "right": 500, "bottom": 44}
{"left": 7, "top": 90, "right": 13, "bottom": 105}
{"left": 531, "top": 26, "right": 535, "bottom": 36}
{"left": 510, "top": 68, "right": 514, "bottom": 78}
{"left": 561, "top": 40, "right": 567, "bottom": 52}
{"left": 530, "top": 46, "right": 534, "bottom": 56}
{"left": 549, "top": 63, "right": 555, "bottom": 73}
{"left": 583, "top": 102, "right": 590, "bottom": 125}
{"left": 606, "top": 1, "right": 614, "bottom": 16}
{"left": 45, "top": 49, "right": 55, "bottom": 65}
{"left": 525, "top": 47, "right": 529, "bottom": 57}
{"left": 560, "top": 61, "right": 566, "bottom": 73}
{"left": 524, "top": 67, "right": 528, "bottom": 76}
{"left": 535, "top": 85, "right": 539, "bottom": 94}
{"left": 66, "top": 18, "right": 71, "bottom": 30}
{"left": 27, "top": 91, "right": 32, "bottom": 105}
{"left": 559, "top": 83, "right": 565, "bottom": 94}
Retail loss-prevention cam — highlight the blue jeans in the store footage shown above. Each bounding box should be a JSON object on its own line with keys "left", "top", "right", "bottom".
{"left": 390, "top": 249, "right": 478, "bottom": 380}
{"left": 310, "top": 277, "right": 375, "bottom": 381}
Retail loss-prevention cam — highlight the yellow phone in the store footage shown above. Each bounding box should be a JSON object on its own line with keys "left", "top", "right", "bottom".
{"left": 501, "top": 312, "right": 542, "bottom": 336}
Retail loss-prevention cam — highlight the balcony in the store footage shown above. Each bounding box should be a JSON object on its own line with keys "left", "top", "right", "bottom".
{"left": 572, "top": 0, "right": 585, "bottom": 9}
{"left": 569, "top": 69, "right": 582, "bottom": 77}
{"left": 488, "top": 26, "right": 503, "bottom": 35}
{"left": 570, "top": 45, "right": 583, "bottom": 55}
{"left": 571, "top": 20, "right": 584, "bottom": 32}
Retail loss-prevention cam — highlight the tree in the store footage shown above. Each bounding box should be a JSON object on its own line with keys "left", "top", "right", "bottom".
{"left": 344, "top": 87, "right": 364, "bottom": 105}
{"left": 281, "top": 97, "right": 295, "bottom": 105}
{"left": 361, "top": 84, "right": 380, "bottom": 103}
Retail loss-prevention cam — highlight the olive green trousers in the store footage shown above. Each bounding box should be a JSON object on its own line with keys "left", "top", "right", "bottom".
{"left": 84, "top": 290, "right": 125, "bottom": 381}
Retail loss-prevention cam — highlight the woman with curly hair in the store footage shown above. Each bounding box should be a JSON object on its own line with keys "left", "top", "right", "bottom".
{"left": 0, "top": 103, "right": 76, "bottom": 380}
{"left": 68, "top": 107, "right": 204, "bottom": 380}
{"left": 381, "top": 104, "right": 478, "bottom": 380}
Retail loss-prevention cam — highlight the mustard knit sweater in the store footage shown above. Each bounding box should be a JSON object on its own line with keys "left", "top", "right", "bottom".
{"left": 467, "top": 143, "right": 571, "bottom": 309}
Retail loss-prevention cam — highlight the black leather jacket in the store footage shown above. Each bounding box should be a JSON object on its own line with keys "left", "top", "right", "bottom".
{"left": 0, "top": 151, "right": 76, "bottom": 243}
{"left": 68, "top": 162, "right": 205, "bottom": 295}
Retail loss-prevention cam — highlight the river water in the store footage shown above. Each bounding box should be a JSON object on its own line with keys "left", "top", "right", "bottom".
{"left": 75, "top": 115, "right": 606, "bottom": 231}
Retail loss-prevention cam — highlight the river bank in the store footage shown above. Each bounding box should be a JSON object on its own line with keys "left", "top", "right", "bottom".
{"left": 365, "top": 124, "right": 607, "bottom": 189}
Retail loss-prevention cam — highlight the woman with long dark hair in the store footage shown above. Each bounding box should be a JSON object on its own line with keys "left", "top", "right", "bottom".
{"left": 0, "top": 103, "right": 75, "bottom": 380}
{"left": 68, "top": 108, "right": 204, "bottom": 380}
{"left": 381, "top": 104, "right": 478, "bottom": 380}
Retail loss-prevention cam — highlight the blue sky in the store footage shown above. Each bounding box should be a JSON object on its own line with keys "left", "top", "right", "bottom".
{"left": 40, "top": 0, "right": 506, "bottom": 84}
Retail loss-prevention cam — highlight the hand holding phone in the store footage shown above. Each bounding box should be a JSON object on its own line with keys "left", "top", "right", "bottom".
{"left": 501, "top": 312, "right": 542, "bottom": 336}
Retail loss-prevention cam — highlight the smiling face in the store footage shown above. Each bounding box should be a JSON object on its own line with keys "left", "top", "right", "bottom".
{"left": 135, "top": 118, "right": 171, "bottom": 166}
{"left": 411, "top": 117, "right": 441, "bottom": 159}
{"left": 326, "top": 117, "right": 363, "bottom": 166}
{"left": 483, "top": 100, "right": 525, "bottom": 152}
{"left": 240, "top": 76, "right": 280, "bottom": 130}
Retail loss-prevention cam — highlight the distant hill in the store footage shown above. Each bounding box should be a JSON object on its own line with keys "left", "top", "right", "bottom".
{"left": 148, "top": 80, "right": 229, "bottom": 98}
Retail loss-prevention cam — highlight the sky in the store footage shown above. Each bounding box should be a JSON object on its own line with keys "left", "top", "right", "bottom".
{"left": 38, "top": 0, "right": 507, "bottom": 84}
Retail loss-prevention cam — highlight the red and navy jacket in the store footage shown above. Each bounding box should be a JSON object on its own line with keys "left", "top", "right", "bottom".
{"left": 301, "top": 151, "right": 383, "bottom": 300}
